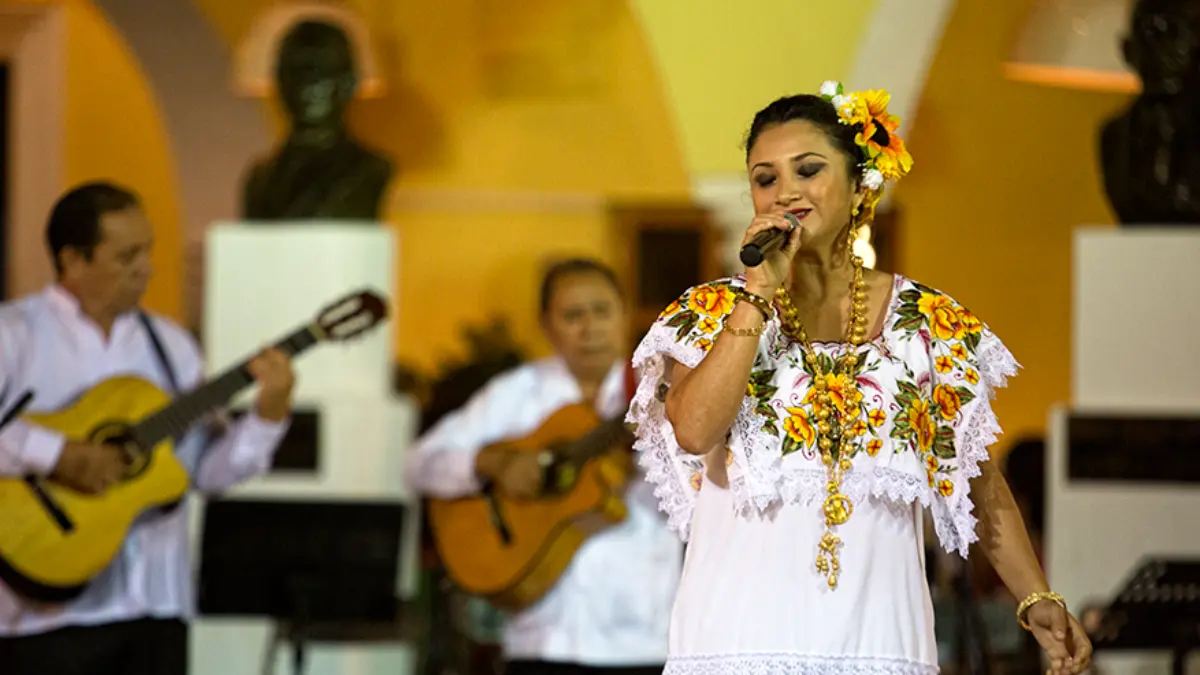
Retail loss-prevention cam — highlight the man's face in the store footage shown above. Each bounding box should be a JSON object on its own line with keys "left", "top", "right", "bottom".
{"left": 61, "top": 207, "right": 153, "bottom": 315}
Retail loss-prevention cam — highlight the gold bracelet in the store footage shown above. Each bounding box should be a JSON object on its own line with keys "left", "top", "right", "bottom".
{"left": 732, "top": 288, "right": 772, "bottom": 321}
{"left": 723, "top": 325, "right": 763, "bottom": 337}
{"left": 1016, "top": 590, "right": 1067, "bottom": 631}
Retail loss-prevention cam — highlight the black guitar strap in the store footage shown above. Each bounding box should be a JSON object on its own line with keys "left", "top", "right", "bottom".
{"left": 137, "top": 311, "right": 179, "bottom": 396}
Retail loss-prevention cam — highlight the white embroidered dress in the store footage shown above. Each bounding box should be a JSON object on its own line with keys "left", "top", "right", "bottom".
{"left": 626, "top": 274, "right": 1019, "bottom": 675}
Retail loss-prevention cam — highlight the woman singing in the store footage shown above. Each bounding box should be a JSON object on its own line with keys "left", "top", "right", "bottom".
{"left": 626, "top": 82, "right": 1092, "bottom": 675}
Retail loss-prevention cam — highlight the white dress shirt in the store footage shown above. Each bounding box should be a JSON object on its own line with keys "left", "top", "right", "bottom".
{"left": 405, "top": 357, "right": 681, "bottom": 667}
{"left": 0, "top": 285, "right": 289, "bottom": 635}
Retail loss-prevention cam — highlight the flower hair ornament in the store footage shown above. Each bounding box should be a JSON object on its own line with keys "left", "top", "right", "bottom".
{"left": 818, "top": 80, "right": 914, "bottom": 225}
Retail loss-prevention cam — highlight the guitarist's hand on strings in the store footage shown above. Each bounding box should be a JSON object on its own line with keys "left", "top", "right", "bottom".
{"left": 476, "top": 448, "right": 544, "bottom": 500}
{"left": 248, "top": 347, "right": 295, "bottom": 422}
{"left": 50, "top": 441, "right": 127, "bottom": 495}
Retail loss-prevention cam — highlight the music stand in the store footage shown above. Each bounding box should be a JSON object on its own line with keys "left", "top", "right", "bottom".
{"left": 198, "top": 498, "right": 408, "bottom": 675}
{"left": 1090, "top": 558, "right": 1200, "bottom": 675}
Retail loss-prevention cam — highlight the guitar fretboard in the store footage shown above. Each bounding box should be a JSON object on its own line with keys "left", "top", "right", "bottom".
{"left": 131, "top": 324, "right": 321, "bottom": 449}
{"left": 561, "top": 416, "right": 634, "bottom": 463}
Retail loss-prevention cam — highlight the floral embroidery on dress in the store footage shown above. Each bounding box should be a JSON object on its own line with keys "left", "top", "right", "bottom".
{"left": 626, "top": 274, "right": 1019, "bottom": 557}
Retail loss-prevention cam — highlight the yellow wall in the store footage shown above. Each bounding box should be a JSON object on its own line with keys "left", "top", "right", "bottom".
{"left": 631, "top": 0, "right": 880, "bottom": 174}
{"left": 195, "top": 0, "right": 690, "bottom": 371}
{"left": 0, "top": 0, "right": 183, "bottom": 317}
{"left": 897, "top": 0, "right": 1127, "bottom": 449}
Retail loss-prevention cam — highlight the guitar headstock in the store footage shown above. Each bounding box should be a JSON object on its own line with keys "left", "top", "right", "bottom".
{"left": 314, "top": 289, "right": 389, "bottom": 342}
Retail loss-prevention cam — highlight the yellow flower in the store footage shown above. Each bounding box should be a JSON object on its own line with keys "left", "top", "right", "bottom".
{"left": 907, "top": 399, "right": 936, "bottom": 452}
{"left": 690, "top": 471, "right": 703, "bottom": 491}
{"left": 661, "top": 300, "right": 681, "bottom": 317}
{"left": 783, "top": 407, "right": 816, "bottom": 447}
{"left": 925, "top": 454, "right": 939, "bottom": 473}
{"left": 695, "top": 338, "right": 713, "bottom": 352}
{"left": 850, "top": 419, "right": 868, "bottom": 437}
{"left": 803, "top": 373, "right": 853, "bottom": 413}
{"left": 958, "top": 308, "right": 982, "bottom": 334}
{"left": 688, "top": 284, "right": 736, "bottom": 318}
{"left": 938, "top": 479, "right": 954, "bottom": 497}
{"left": 951, "top": 344, "right": 968, "bottom": 360}
{"left": 853, "top": 89, "right": 913, "bottom": 180}
{"left": 697, "top": 317, "right": 720, "bottom": 333}
{"left": 866, "top": 439, "right": 883, "bottom": 456}
{"left": 935, "top": 356, "right": 955, "bottom": 374}
{"left": 868, "top": 409, "right": 887, "bottom": 427}
{"left": 964, "top": 368, "right": 980, "bottom": 385}
{"left": 927, "top": 470, "right": 936, "bottom": 488}
{"left": 726, "top": 448, "right": 735, "bottom": 466}
{"left": 932, "top": 383, "right": 962, "bottom": 421}
{"left": 917, "top": 294, "right": 966, "bottom": 341}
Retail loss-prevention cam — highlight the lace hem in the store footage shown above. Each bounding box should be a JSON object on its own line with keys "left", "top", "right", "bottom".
{"left": 627, "top": 323, "right": 706, "bottom": 541}
{"left": 930, "top": 334, "right": 1021, "bottom": 557}
{"left": 664, "top": 653, "right": 938, "bottom": 675}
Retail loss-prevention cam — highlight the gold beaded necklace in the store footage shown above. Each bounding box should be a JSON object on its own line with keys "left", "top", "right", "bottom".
{"left": 773, "top": 244, "right": 869, "bottom": 590}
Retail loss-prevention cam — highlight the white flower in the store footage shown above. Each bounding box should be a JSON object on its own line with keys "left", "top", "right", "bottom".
{"left": 820, "top": 80, "right": 840, "bottom": 98}
{"left": 862, "top": 168, "right": 884, "bottom": 191}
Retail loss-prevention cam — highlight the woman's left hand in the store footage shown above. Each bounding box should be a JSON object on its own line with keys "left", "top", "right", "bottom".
{"left": 1026, "top": 599, "right": 1093, "bottom": 674}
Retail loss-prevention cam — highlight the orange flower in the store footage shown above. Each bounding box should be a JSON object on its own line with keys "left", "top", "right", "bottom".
{"left": 866, "top": 439, "right": 883, "bottom": 456}
{"left": 907, "top": 399, "right": 936, "bottom": 452}
{"left": 935, "top": 356, "right": 955, "bottom": 374}
{"left": 917, "top": 294, "right": 965, "bottom": 341}
{"left": 938, "top": 479, "right": 954, "bottom": 497}
{"left": 688, "top": 285, "right": 736, "bottom": 318}
{"left": 662, "top": 300, "right": 681, "bottom": 317}
{"left": 850, "top": 419, "right": 869, "bottom": 437}
{"left": 925, "top": 454, "right": 939, "bottom": 473}
{"left": 783, "top": 407, "right": 816, "bottom": 447}
{"left": 964, "top": 369, "right": 980, "bottom": 386}
{"left": 927, "top": 470, "right": 936, "bottom": 488}
{"left": 695, "top": 338, "right": 713, "bottom": 352}
{"left": 868, "top": 409, "right": 887, "bottom": 427}
{"left": 697, "top": 317, "right": 720, "bottom": 333}
{"left": 951, "top": 344, "right": 968, "bottom": 360}
{"left": 932, "top": 384, "right": 962, "bottom": 421}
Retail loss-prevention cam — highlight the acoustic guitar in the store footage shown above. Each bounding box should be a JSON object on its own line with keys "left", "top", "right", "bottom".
{"left": 0, "top": 289, "right": 388, "bottom": 603}
{"left": 427, "top": 403, "right": 635, "bottom": 610}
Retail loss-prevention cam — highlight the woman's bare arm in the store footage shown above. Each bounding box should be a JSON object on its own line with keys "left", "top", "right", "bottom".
{"left": 665, "top": 294, "right": 769, "bottom": 454}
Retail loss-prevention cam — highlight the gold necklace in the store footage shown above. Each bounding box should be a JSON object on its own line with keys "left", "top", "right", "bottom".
{"left": 774, "top": 254, "right": 869, "bottom": 589}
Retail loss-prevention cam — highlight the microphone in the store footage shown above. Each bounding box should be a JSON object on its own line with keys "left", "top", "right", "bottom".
{"left": 739, "top": 212, "right": 800, "bottom": 267}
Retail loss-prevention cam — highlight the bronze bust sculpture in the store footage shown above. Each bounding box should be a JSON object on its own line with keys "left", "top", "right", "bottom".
{"left": 242, "top": 20, "right": 393, "bottom": 221}
{"left": 1099, "top": 0, "right": 1200, "bottom": 225}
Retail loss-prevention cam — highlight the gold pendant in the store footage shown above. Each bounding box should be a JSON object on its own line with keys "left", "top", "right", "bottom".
{"left": 815, "top": 531, "right": 842, "bottom": 588}
{"left": 823, "top": 492, "right": 853, "bottom": 525}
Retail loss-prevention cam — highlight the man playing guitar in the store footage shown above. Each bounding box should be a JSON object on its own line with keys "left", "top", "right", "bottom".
{"left": 406, "top": 258, "right": 681, "bottom": 675}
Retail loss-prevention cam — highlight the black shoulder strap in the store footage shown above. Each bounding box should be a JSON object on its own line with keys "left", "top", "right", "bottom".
{"left": 137, "top": 311, "right": 180, "bottom": 395}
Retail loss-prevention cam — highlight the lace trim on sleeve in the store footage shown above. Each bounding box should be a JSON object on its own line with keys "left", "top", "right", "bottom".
{"left": 931, "top": 333, "right": 1020, "bottom": 557}
{"left": 626, "top": 322, "right": 708, "bottom": 541}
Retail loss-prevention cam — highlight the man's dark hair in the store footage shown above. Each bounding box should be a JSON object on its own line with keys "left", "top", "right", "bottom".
{"left": 45, "top": 181, "right": 140, "bottom": 274}
{"left": 539, "top": 258, "right": 623, "bottom": 314}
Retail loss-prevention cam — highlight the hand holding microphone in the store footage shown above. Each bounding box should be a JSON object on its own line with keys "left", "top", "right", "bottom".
{"left": 739, "top": 211, "right": 803, "bottom": 293}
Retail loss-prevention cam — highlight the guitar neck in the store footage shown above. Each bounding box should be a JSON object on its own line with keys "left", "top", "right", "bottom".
{"left": 132, "top": 323, "right": 323, "bottom": 448}
{"left": 562, "top": 414, "right": 635, "bottom": 464}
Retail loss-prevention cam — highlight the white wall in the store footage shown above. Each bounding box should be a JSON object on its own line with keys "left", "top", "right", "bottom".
{"left": 1046, "top": 228, "right": 1200, "bottom": 675}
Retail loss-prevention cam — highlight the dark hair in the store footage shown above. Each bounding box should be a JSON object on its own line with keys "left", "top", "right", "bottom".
{"left": 744, "top": 94, "right": 868, "bottom": 179}
{"left": 539, "top": 258, "right": 623, "bottom": 314}
{"left": 45, "top": 181, "right": 140, "bottom": 274}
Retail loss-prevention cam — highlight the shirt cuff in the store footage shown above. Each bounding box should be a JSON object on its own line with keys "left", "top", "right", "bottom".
{"left": 22, "top": 424, "right": 67, "bottom": 476}
{"left": 239, "top": 411, "right": 291, "bottom": 443}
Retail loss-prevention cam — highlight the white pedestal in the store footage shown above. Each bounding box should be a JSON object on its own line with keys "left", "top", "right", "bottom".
{"left": 194, "top": 223, "right": 419, "bottom": 675}
{"left": 203, "top": 223, "right": 396, "bottom": 398}
{"left": 1045, "top": 227, "right": 1200, "bottom": 675}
